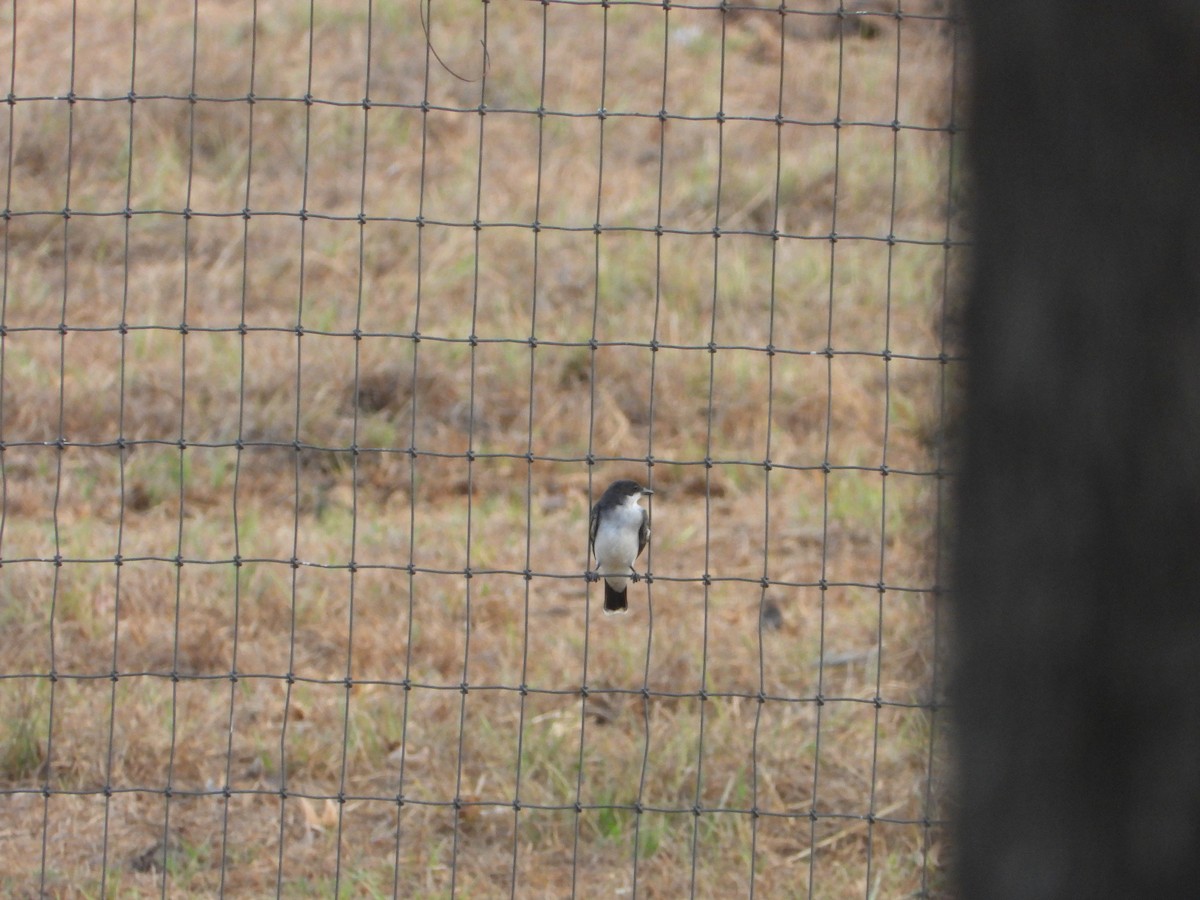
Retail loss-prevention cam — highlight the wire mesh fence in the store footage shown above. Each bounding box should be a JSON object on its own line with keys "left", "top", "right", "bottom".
{"left": 0, "top": 1, "right": 963, "bottom": 896}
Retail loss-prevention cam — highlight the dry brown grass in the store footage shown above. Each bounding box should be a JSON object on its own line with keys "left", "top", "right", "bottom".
{"left": 0, "top": 2, "right": 962, "bottom": 897}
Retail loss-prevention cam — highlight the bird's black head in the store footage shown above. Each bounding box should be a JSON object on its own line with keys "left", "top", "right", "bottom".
{"left": 600, "top": 479, "right": 653, "bottom": 501}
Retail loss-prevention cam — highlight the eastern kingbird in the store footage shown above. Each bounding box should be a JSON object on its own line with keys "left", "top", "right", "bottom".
{"left": 589, "top": 479, "right": 653, "bottom": 615}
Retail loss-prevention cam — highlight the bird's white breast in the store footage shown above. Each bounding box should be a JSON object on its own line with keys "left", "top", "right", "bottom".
{"left": 593, "top": 498, "right": 644, "bottom": 576}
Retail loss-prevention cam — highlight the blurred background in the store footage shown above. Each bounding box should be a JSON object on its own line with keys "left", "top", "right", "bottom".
{"left": 0, "top": 2, "right": 962, "bottom": 895}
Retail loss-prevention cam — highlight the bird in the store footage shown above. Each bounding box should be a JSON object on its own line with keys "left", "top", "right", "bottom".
{"left": 589, "top": 479, "right": 653, "bottom": 615}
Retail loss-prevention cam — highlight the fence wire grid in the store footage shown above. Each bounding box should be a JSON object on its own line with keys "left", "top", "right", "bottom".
{"left": 0, "top": 1, "right": 963, "bottom": 897}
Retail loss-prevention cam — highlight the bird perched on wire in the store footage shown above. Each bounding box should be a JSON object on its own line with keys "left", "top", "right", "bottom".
{"left": 589, "top": 479, "right": 653, "bottom": 615}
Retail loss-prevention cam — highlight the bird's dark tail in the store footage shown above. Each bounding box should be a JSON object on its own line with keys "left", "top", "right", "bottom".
{"left": 603, "top": 582, "right": 628, "bottom": 614}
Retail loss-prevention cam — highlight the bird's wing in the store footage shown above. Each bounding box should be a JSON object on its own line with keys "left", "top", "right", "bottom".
{"left": 637, "top": 507, "right": 650, "bottom": 558}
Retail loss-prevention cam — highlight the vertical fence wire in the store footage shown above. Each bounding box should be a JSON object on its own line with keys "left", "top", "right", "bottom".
{"left": 329, "top": 0, "right": 375, "bottom": 893}
{"left": 508, "top": 3, "right": 550, "bottom": 895}
{"left": 42, "top": 1, "right": 78, "bottom": 894}
{"left": 808, "top": 7, "right": 847, "bottom": 896}
{"left": 218, "top": 0, "right": 258, "bottom": 888}
{"left": 863, "top": 5, "right": 906, "bottom": 890}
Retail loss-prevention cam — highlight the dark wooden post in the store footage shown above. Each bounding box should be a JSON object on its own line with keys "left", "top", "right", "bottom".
{"left": 953, "top": 4, "right": 1200, "bottom": 897}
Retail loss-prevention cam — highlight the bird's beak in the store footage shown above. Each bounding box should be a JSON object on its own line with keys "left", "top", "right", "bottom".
{"left": 642, "top": 488, "right": 654, "bottom": 496}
